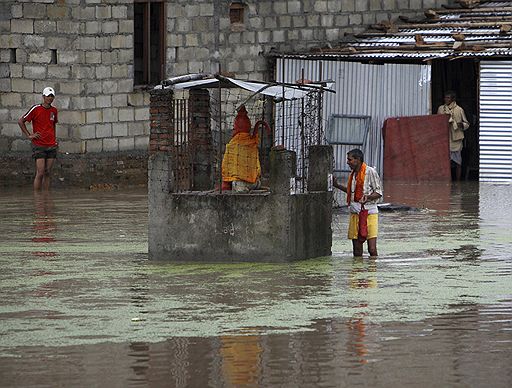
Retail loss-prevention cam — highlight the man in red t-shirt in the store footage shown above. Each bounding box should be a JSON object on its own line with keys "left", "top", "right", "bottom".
{"left": 18, "top": 87, "right": 59, "bottom": 190}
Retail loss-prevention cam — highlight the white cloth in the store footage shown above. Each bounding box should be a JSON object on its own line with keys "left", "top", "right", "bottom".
{"left": 348, "top": 165, "right": 383, "bottom": 214}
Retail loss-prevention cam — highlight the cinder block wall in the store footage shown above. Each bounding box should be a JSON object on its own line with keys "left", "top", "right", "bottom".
{"left": 166, "top": 0, "right": 446, "bottom": 77}
{"left": 0, "top": 0, "right": 150, "bottom": 159}
{"left": 0, "top": 0, "right": 443, "bottom": 186}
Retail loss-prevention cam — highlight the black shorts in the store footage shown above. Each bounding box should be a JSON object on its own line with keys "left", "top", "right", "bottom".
{"left": 32, "top": 145, "right": 58, "bottom": 160}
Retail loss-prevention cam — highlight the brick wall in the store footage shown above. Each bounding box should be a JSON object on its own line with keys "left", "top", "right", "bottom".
{"left": 149, "top": 89, "right": 174, "bottom": 154}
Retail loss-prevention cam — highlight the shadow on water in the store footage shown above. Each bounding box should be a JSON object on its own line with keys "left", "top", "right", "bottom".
{"left": 0, "top": 182, "right": 511, "bottom": 387}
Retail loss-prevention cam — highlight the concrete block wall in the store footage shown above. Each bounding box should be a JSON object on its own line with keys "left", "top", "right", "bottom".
{"left": 1, "top": 0, "right": 447, "bottom": 186}
{"left": 148, "top": 147, "right": 333, "bottom": 262}
{"left": 0, "top": 0, "right": 150, "bottom": 157}
{"left": 167, "top": 0, "right": 447, "bottom": 79}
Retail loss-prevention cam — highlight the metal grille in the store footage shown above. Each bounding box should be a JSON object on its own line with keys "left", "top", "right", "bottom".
{"left": 172, "top": 97, "right": 193, "bottom": 192}
{"left": 274, "top": 91, "right": 324, "bottom": 193}
{"left": 479, "top": 60, "right": 512, "bottom": 183}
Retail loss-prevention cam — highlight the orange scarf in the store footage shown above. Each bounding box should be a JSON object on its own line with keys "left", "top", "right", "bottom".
{"left": 346, "top": 163, "right": 366, "bottom": 204}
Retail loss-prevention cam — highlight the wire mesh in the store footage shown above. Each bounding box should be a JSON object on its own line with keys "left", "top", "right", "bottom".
{"left": 169, "top": 83, "right": 327, "bottom": 193}
{"left": 209, "top": 88, "right": 273, "bottom": 191}
{"left": 274, "top": 90, "right": 327, "bottom": 193}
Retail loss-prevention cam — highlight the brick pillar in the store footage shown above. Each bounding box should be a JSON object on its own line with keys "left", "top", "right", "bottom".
{"left": 188, "top": 89, "right": 213, "bottom": 190}
{"left": 148, "top": 89, "right": 174, "bottom": 195}
{"left": 149, "top": 89, "right": 174, "bottom": 154}
{"left": 148, "top": 90, "right": 175, "bottom": 258}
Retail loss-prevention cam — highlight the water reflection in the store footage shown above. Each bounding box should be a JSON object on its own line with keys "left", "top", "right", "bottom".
{"left": 128, "top": 341, "right": 150, "bottom": 386}
{"left": 383, "top": 180, "right": 453, "bottom": 211}
{"left": 347, "top": 258, "right": 378, "bottom": 365}
{"left": 220, "top": 333, "right": 262, "bottom": 386}
{"left": 31, "top": 191, "right": 58, "bottom": 257}
{"left": 0, "top": 184, "right": 511, "bottom": 387}
{"left": 349, "top": 257, "right": 378, "bottom": 290}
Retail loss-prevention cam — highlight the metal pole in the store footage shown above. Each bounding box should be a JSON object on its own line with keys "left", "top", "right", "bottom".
{"left": 179, "top": 99, "right": 182, "bottom": 191}
{"left": 301, "top": 68, "right": 305, "bottom": 193}
{"left": 261, "top": 97, "right": 266, "bottom": 174}
{"left": 218, "top": 64, "right": 223, "bottom": 193}
{"left": 281, "top": 55, "right": 285, "bottom": 146}
{"left": 317, "top": 61, "right": 323, "bottom": 145}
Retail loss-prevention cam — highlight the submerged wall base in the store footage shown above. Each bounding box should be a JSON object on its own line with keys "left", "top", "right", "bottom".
{"left": 1, "top": 151, "right": 148, "bottom": 188}
{"left": 149, "top": 190, "right": 332, "bottom": 262}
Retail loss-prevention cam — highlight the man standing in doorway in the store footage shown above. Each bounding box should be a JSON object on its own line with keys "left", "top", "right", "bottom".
{"left": 437, "top": 91, "right": 469, "bottom": 181}
{"left": 333, "top": 149, "right": 383, "bottom": 257}
{"left": 18, "top": 87, "right": 59, "bottom": 190}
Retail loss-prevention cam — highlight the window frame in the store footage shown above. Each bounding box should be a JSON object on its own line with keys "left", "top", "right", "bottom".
{"left": 134, "top": 0, "right": 166, "bottom": 87}
{"left": 229, "top": 2, "right": 245, "bottom": 24}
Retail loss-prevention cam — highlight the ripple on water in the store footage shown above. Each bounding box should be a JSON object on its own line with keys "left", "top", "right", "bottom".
{"left": 0, "top": 185, "right": 511, "bottom": 387}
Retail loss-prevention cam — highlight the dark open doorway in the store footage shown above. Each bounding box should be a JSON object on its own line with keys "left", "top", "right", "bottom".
{"left": 431, "top": 59, "right": 480, "bottom": 181}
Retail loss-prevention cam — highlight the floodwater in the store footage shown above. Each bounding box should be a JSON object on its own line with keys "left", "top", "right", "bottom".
{"left": 0, "top": 182, "right": 511, "bottom": 387}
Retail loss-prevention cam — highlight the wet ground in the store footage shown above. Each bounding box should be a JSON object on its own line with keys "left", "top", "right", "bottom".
{"left": 0, "top": 182, "right": 511, "bottom": 387}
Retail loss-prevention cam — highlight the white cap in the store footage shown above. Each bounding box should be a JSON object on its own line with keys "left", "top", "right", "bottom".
{"left": 42, "top": 87, "right": 55, "bottom": 96}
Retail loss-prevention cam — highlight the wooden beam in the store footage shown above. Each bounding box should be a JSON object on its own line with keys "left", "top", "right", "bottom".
{"left": 433, "top": 6, "right": 512, "bottom": 14}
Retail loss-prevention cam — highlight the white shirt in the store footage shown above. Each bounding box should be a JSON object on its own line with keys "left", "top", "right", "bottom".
{"left": 348, "top": 165, "right": 383, "bottom": 214}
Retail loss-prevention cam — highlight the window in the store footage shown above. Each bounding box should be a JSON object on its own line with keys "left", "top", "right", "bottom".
{"left": 134, "top": 0, "right": 166, "bottom": 86}
{"left": 229, "top": 2, "right": 245, "bottom": 24}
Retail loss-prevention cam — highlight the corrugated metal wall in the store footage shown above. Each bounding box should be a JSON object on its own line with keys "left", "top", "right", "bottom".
{"left": 276, "top": 58, "right": 431, "bottom": 178}
{"left": 479, "top": 60, "right": 512, "bottom": 183}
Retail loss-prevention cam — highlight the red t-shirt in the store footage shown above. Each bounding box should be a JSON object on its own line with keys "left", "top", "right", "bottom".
{"left": 22, "top": 104, "right": 58, "bottom": 147}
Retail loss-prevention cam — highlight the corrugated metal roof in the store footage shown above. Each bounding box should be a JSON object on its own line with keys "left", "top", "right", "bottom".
{"left": 274, "top": 0, "right": 512, "bottom": 61}
{"left": 157, "top": 74, "right": 334, "bottom": 101}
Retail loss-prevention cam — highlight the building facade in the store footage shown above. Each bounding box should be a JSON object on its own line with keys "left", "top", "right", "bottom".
{"left": 0, "top": 0, "right": 444, "bottom": 186}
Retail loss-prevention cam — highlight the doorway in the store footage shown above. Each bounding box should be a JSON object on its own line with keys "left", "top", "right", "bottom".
{"left": 431, "top": 59, "right": 480, "bottom": 180}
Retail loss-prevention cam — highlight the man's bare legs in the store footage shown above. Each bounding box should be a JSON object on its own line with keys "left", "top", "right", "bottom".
{"left": 34, "top": 159, "right": 45, "bottom": 190}
{"left": 352, "top": 238, "right": 378, "bottom": 258}
{"left": 367, "top": 238, "right": 378, "bottom": 257}
{"left": 455, "top": 163, "right": 462, "bottom": 181}
{"left": 34, "top": 158, "right": 55, "bottom": 190}
{"left": 43, "top": 158, "right": 55, "bottom": 190}
{"left": 352, "top": 239, "right": 364, "bottom": 257}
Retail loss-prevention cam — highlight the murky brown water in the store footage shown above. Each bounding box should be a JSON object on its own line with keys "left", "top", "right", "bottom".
{"left": 0, "top": 182, "right": 511, "bottom": 387}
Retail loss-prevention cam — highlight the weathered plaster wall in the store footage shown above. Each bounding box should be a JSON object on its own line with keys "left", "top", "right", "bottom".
{"left": 148, "top": 148, "right": 333, "bottom": 262}
{"left": 149, "top": 191, "right": 333, "bottom": 262}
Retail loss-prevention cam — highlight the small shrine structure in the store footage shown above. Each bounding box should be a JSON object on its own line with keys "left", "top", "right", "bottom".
{"left": 148, "top": 74, "right": 334, "bottom": 262}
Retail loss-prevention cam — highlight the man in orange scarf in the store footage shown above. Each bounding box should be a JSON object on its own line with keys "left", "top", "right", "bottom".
{"left": 333, "top": 149, "right": 383, "bottom": 257}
